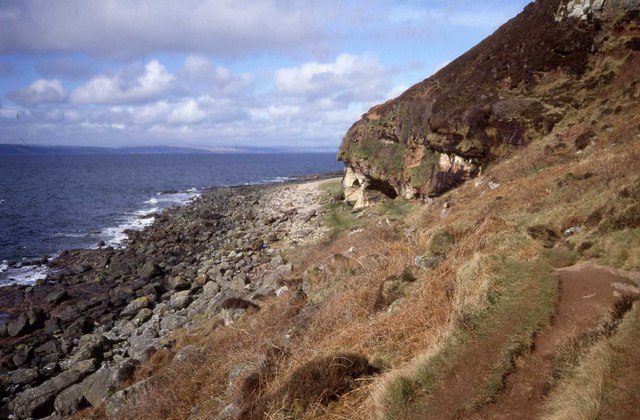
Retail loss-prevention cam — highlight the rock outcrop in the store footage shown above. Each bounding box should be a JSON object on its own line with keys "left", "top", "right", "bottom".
{"left": 338, "top": 0, "right": 640, "bottom": 205}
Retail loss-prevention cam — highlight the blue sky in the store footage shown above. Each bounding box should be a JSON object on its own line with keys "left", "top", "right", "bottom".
{"left": 0, "top": 0, "right": 531, "bottom": 151}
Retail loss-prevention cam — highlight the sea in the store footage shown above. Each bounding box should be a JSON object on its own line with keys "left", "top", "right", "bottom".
{"left": 0, "top": 153, "right": 343, "bottom": 287}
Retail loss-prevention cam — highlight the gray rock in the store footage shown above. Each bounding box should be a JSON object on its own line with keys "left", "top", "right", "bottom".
{"left": 269, "top": 255, "right": 285, "bottom": 268}
{"left": 53, "top": 383, "right": 86, "bottom": 416}
{"left": 625, "top": 0, "right": 640, "bottom": 12}
{"left": 174, "top": 345, "right": 203, "bottom": 364}
{"left": 215, "top": 402, "right": 239, "bottom": 420}
{"left": 9, "top": 368, "right": 39, "bottom": 385}
{"left": 60, "top": 334, "right": 109, "bottom": 371}
{"left": 74, "top": 358, "right": 99, "bottom": 376}
{"left": 120, "top": 296, "right": 151, "bottom": 319}
{"left": 226, "top": 275, "right": 247, "bottom": 292}
{"left": 160, "top": 313, "right": 187, "bottom": 332}
{"left": 138, "top": 261, "right": 160, "bottom": 279}
{"left": 76, "top": 361, "right": 135, "bottom": 407}
{"left": 261, "top": 264, "right": 293, "bottom": 292}
{"left": 7, "top": 314, "right": 29, "bottom": 337}
{"left": 127, "top": 333, "right": 161, "bottom": 363}
{"left": 41, "top": 362, "right": 59, "bottom": 378}
{"left": 414, "top": 255, "right": 443, "bottom": 270}
{"left": 12, "top": 347, "right": 33, "bottom": 367}
{"left": 203, "top": 281, "right": 221, "bottom": 299}
{"left": 46, "top": 288, "right": 68, "bottom": 304}
{"left": 27, "top": 306, "right": 45, "bottom": 327}
{"left": 104, "top": 379, "right": 148, "bottom": 419}
{"left": 9, "top": 370, "right": 83, "bottom": 418}
{"left": 170, "top": 290, "right": 193, "bottom": 310}
{"left": 132, "top": 308, "right": 153, "bottom": 326}
{"left": 168, "top": 275, "right": 190, "bottom": 291}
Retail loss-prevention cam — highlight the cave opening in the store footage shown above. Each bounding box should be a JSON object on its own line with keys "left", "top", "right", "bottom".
{"left": 368, "top": 179, "right": 398, "bottom": 199}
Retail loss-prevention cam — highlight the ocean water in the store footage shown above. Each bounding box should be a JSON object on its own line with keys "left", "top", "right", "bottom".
{"left": 0, "top": 153, "right": 342, "bottom": 286}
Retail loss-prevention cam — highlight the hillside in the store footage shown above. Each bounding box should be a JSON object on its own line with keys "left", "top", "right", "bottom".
{"left": 338, "top": 0, "right": 640, "bottom": 207}
{"left": 1, "top": 0, "right": 640, "bottom": 419}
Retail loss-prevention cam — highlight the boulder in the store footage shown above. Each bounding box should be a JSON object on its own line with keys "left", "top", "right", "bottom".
{"left": 9, "top": 370, "right": 83, "bottom": 418}
{"left": 203, "top": 281, "right": 221, "bottom": 299}
{"left": 120, "top": 296, "right": 151, "bottom": 319}
{"left": 74, "top": 360, "right": 136, "bottom": 407}
{"left": 12, "top": 347, "right": 33, "bottom": 367}
{"left": 60, "top": 334, "right": 109, "bottom": 371}
{"left": 414, "top": 255, "right": 443, "bottom": 270}
{"left": 168, "top": 275, "right": 190, "bottom": 291}
{"left": 127, "top": 333, "right": 161, "bottom": 363}
{"left": 53, "top": 383, "right": 86, "bottom": 416}
{"left": 132, "top": 308, "right": 153, "bottom": 326}
{"left": 104, "top": 379, "right": 148, "bottom": 419}
{"left": 138, "top": 261, "right": 161, "bottom": 279}
{"left": 170, "top": 290, "right": 193, "bottom": 310}
{"left": 9, "top": 368, "right": 39, "bottom": 385}
{"left": 26, "top": 306, "right": 45, "bottom": 328}
{"left": 160, "top": 313, "right": 188, "bottom": 332}
{"left": 7, "top": 314, "right": 29, "bottom": 337}
{"left": 46, "top": 288, "right": 68, "bottom": 305}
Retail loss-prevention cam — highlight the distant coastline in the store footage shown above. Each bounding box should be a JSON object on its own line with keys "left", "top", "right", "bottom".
{"left": 0, "top": 143, "right": 338, "bottom": 155}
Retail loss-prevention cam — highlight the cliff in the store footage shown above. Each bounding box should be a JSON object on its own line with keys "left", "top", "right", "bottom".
{"left": 338, "top": 0, "right": 640, "bottom": 207}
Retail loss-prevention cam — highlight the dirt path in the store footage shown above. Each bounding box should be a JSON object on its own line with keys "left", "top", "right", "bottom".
{"left": 405, "top": 260, "right": 556, "bottom": 420}
{"left": 470, "top": 262, "right": 639, "bottom": 420}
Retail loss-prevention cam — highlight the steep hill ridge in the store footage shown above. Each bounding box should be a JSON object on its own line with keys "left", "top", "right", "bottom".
{"left": 338, "top": 0, "right": 640, "bottom": 208}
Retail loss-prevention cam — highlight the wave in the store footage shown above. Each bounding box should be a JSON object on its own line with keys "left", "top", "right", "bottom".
{"left": 0, "top": 260, "right": 7, "bottom": 273}
{"left": 0, "top": 264, "right": 48, "bottom": 287}
{"left": 99, "top": 189, "right": 199, "bottom": 248}
{"left": 53, "top": 232, "right": 89, "bottom": 239}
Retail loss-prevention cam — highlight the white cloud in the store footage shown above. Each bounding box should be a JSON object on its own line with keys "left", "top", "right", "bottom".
{"left": 180, "top": 55, "right": 231, "bottom": 83}
{"left": 70, "top": 60, "right": 173, "bottom": 104}
{"left": 275, "top": 53, "right": 391, "bottom": 102}
{"left": 168, "top": 99, "right": 207, "bottom": 124}
{"left": 9, "top": 78, "right": 68, "bottom": 104}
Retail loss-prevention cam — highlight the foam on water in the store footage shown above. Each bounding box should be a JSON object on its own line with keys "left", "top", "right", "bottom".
{"left": 0, "top": 264, "right": 48, "bottom": 287}
{"left": 0, "top": 260, "right": 7, "bottom": 273}
{"left": 101, "top": 189, "right": 199, "bottom": 248}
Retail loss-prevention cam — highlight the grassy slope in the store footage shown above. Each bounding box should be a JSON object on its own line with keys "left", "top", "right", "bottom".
{"left": 114, "top": 21, "right": 640, "bottom": 420}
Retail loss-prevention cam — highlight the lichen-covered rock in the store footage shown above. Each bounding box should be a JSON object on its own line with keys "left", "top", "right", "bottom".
{"left": 9, "top": 370, "right": 83, "bottom": 418}
{"left": 104, "top": 379, "right": 148, "bottom": 419}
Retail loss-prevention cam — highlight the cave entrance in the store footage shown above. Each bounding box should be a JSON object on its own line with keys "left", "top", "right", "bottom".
{"left": 368, "top": 179, "right": 398, "bottom": 199}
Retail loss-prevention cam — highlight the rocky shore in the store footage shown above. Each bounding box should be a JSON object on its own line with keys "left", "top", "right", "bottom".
{"left": 0, "top": 175, "right": 338, "bottom": 419}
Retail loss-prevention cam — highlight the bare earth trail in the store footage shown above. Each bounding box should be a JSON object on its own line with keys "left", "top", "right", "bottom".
{"left": 470, "top": 262, "right": 640, "bottom": 420}
{"left": 410, "top": 262, "right": 639, "bottom": 420}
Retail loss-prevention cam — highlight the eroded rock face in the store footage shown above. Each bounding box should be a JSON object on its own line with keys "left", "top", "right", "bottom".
{"left": 555, "top": 0, "right": 605, "bottom": 21}
{"left": 337, "top": 0, "right": 639, "bottom": 206}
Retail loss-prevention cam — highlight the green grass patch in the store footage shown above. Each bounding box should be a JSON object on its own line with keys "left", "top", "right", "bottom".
{"left": 348, "top": 137, "right": 407, "bottom": 178}
{"left": 586, "top": 228, "right": 640, "bottom": 270}
{"left": 381, "top": 253, "right": 558, "bottom": 419}
{"left": 320, "top": 186, "right": 416, "bottom": 240}
{"left": 541, "top": 248, "right": 579, "bottom": 268}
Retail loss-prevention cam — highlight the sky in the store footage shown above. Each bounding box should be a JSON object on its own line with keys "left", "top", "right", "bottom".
{"left": 0, "top": 0, "right": 531, "bottom": 151}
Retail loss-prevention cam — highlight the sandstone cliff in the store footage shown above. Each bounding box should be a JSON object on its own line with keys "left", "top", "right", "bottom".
{"left": 338, "top": 0, "right": 640, "bottom": 208}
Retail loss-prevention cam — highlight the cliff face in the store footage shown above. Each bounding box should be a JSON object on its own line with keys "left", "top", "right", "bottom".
{"left": 338, "top": 0, "right": 640, "bottom": 207}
